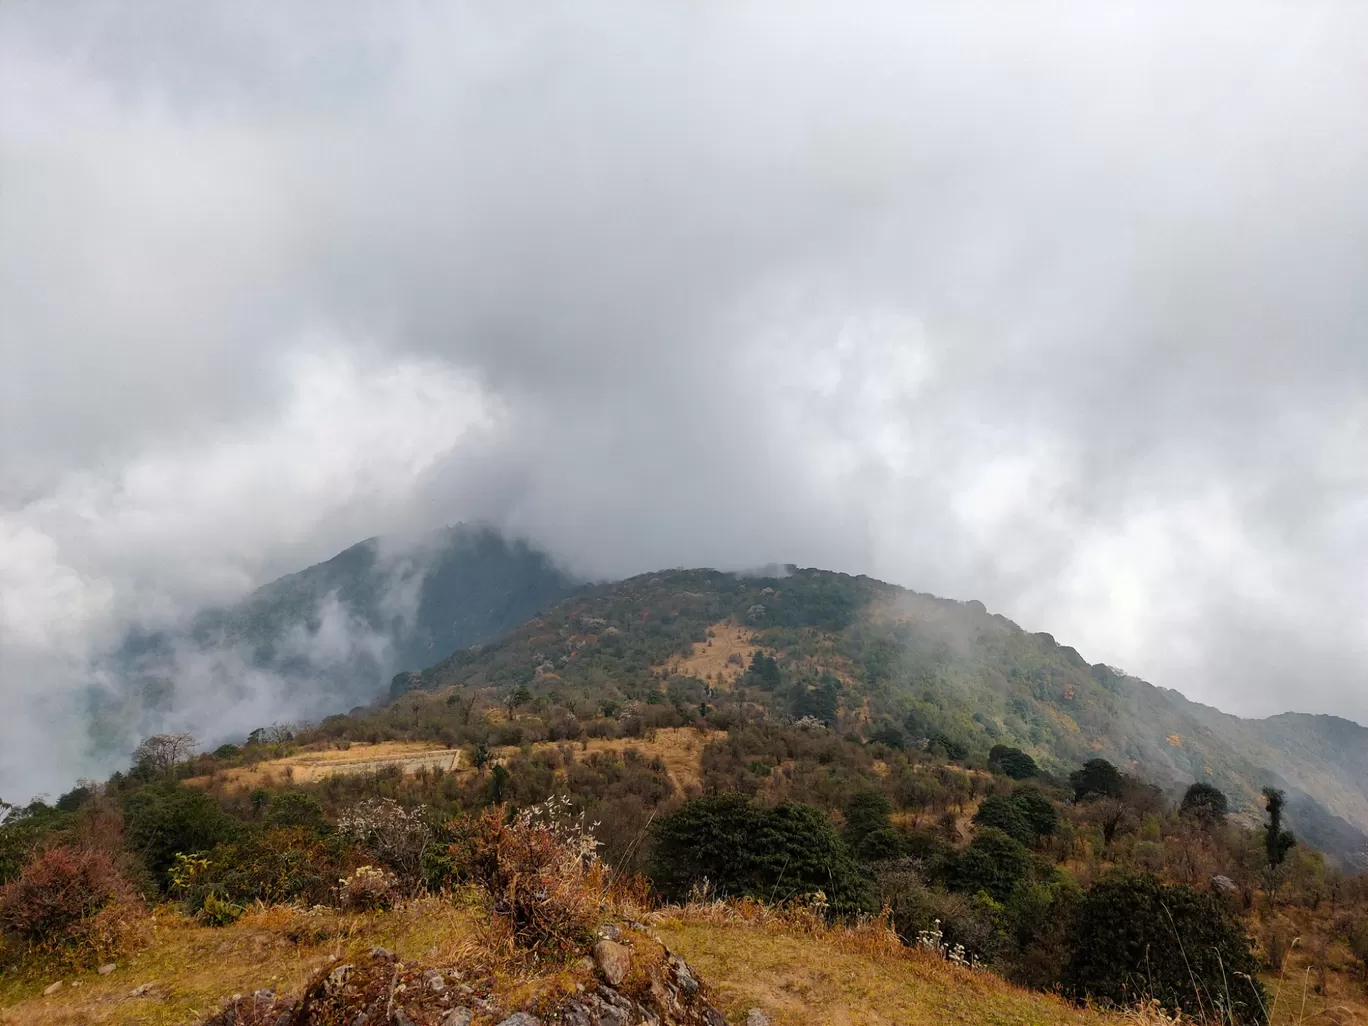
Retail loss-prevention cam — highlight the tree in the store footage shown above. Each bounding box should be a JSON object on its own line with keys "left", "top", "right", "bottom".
{"left": 1179, "top": 782, "right": 1228, "bottom": 827}
{"left": 122, "top": 784, "right": 237, "bottom": 886}
{"left": 950, "top": 827, "right": 1032, "bottom": 902}
{"left": 988, "top": 745, "right": 1039, "bottom": 780}
{"left": 1262, "top": 787, "right": 1295, "bottom": 867}
{"left": 973, "top": 794, "right": 1034, "bottom": 846}
{"left": 844, "top": 791, "right": 903, "bottom": 862}
{"left": 1070, "top": 758, "right": 1123, "bottom": 802}
{"left": 651, "top": 793, "right": 873, "bottom": 915}
{"left": 132, "top": 733, "right": 196, "bottom": 774}
{"left": 748, "top": 652, "right": 782, "bottom": 689}
{"left": 1063, "top": 874, "right": 1265, "bottom": 1024}
{"left": 506, "top": 686, "right": 533, "bottom": 716}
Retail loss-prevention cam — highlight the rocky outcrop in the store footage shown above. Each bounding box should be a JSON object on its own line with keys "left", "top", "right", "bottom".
{"left": 201, "top": 928, "right": 725, "bottom": 1026}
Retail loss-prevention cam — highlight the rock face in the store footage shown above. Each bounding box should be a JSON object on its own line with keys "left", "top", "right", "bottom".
{"left": 200, "top": 930, "right": 726, "bottom": 1026}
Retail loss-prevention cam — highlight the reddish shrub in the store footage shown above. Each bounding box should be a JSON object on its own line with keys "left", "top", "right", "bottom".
{"left": 0, "top": 845, "right": 145, "bottom": 964}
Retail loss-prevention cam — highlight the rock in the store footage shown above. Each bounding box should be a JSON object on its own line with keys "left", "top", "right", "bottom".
{"left": 392, "top": 1010, "right": 416, "bottom": 1026}
{"left": 495, "top": 1014, "right": 541, "bottom": 1026}
{"left": 98, "top": 963, "right": 117, "bottom": 975}
{"left": 593, "top": 938, "right": 632, "bottom": 987}
{"left": 441, "top": 1010, "right": 473, "bottom": 1026}
{"left": 71, "top": 981, "right": 82, "bottom": 988}
{"left": 325, "top": 964, "right": 354, "bottom": 994}
{"left": 370, "top": 946, "right": 394, "bottom": 958}
{"left": 1211, "top": 874, "right": 1238, "bottom": 896}
{"left": 747, "top": 1010, "right": 772, "bottom": 1026}
{"left": 253, "top": 988, "right": 276, "bottom": 1002}
{"left": 130, "top": 983, "right": 156, "bottom": 997}
{"left": 43, "top": 981, "right": 63, "bottom": 996}
{"left": 427, "top": 974, "right": 447, "bottom": 994}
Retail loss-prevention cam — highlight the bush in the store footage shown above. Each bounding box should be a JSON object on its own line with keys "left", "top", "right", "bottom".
{"left": 1179, "top": 782, "right": 1228, "bottom": 826}
{"left": 169, "top": 828, "right": 346, "bottom": 910}
{"left": 1070, "top": 759, "right": 1123, "bottom": 802}
{"left": 337, "top": 798, "right": 430, "bottom": 888}
{"left": 0, "top": 846, "right": 145, "bottom": 966}
{"left": 651, "top": 793, "right": 873, "bottom": 916}
{"left": 338, "top": 866, "right": 399, "bottom": 912}
{"left": 950, "top": 828, "right": 1032, "bottom": 902}
{"left": 264, "top": 791, "right": 328, "bottom": 831}
{"left": 122, "top": 784, "right": 239, "bottom": 887}
{"left": 1063, "top": 873, "right": 1266, "bottom": 1024}
{"left": 973, "top": 795, "right": 1034, "bottom": 846}
{"left": 447, "top": 796, "right": 612, "bottom": 960}
{"left": 988, "top": 745, "right": 1039, "bottom": 780}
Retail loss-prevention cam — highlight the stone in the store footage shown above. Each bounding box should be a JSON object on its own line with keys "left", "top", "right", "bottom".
{"left": 130, "top": 983, "right": 156, "bottom": 997}
{"left": 495, "top": 1014, "right": 541, "bottom": 1026}
{"left": 98, "top": 963, "right": 117, "bottom": 975}
{"left": 593, "top": 939, "right": 632, "bottom": 987}
{"left": 1211, "top": 874, "right": 1239, "bottom": 896}
{"left": 43, "top": 981, "right": 63, "bottom": 996}
{"left": 441, "top": 1010, "right": 473, "bottom": 1026}
{"left": 370, "top": 946, "right": 394, "bottom": 958}
{"left": 747, "top": 1010, "right": 772, "bottom": 1026}
{"left": 392, "top": 1010, "right": 416, "bottom": 1026}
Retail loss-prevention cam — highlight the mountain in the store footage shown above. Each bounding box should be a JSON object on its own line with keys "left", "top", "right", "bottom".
{"left": 89, "top": 525, "right": 579, "bottom": 759}
{"left": 382, "top": 565, "right": 1368, "bottom": 864}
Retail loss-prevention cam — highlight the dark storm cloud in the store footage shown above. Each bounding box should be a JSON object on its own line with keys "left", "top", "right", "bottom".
{"left": 3, "top": 1, "right": 1368, "bottom": 796}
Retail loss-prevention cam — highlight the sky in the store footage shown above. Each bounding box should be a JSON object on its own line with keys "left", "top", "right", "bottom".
{"left": 3, "top": 1, "right": 1368, "bottom": 797}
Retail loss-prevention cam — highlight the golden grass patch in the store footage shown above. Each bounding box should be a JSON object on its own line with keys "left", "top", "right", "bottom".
{"left": 658, "top": 623, "right": 761, "bottom": 691}
{"left": 185, "top": 742, "right": 460, "bottom": 791}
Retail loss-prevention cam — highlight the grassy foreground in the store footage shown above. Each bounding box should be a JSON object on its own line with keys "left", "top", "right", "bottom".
{"left": 0, "top": 897, "right": 1165, "bottom": 1026}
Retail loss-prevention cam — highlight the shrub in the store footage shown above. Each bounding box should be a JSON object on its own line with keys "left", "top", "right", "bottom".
{"left": 1179, "top": 782, "right": 1228, "bottom": 826}
{"left": 973, "top": 795, "right": 1034, "bottom": 846}
{"left": 264, "top": 791, "right": 327, "bottom": 831}
{"left": 338, "top": 866, "right": 399, "bottom": 912}
{"left": 1070, "top": 759, "right": 1123, "bottom": 802}
{"left": 169, "top": 828, "right": 345, "bottom": 910}
{"left": 0, "top": 846, "right": 145, "bottom": 966}
{"left": 337, "top": 798, "right": 430, "bottom": 887}
{"left": 447, "top": 796, "right": 611, "bottom": 960}
{"left": 651, "top": 793, "right": 873, "bottom": 916}
{"left": 1063, "top": 873, "right": 1266, "bottom": 1024}
{"left": 950, "top": 828, "right": 1031, "bottom": 902}
{"left": 122, "top": 784, "right": 238, "bottom": 886}
{"left": 988, "top": 745, "right": 1039, "bottom": 780}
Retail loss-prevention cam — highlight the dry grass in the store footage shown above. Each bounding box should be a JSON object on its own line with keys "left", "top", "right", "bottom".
{"left": 184, "top": 742, "right": 460, "bottom": 791}
{"left": 556, "top": 727, "right": 724, "bottom": 792}
{"left": 0, "top": 894, "right": 585, "bottom": 1026}
{"left": 657, "top": 623, "right": 762, "bottom": 691}
{"left": 652, "top": 901, "right": 1133, "bottom": 1026}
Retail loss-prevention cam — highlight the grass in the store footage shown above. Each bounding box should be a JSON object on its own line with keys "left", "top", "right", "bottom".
{"left": 658, "top": 622, "right": 763, "bottom": 692}
{"left": 651, "top": 902, "right": 1150, "bottom": 1026}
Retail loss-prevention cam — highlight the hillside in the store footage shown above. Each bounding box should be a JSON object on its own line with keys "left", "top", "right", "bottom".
{"left": 377, "top": 566, "right": 1368, "bottom": 864}
{"left": 0, "top": 893, "right": 1151, "bottom": 1026}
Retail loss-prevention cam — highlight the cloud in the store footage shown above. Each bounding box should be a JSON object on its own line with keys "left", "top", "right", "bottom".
{"left": 3, "top": 1, "right": 1368, "bottom": 796}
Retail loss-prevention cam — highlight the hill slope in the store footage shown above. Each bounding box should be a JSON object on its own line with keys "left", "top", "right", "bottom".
{"left": 389, "top": 566, "right": 1368, "bottom": 862}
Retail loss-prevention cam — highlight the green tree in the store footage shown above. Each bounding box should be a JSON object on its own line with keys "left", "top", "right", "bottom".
{"left": 1063, "top": 874, "right": 1266, "bottom": 1024}
{"left": 1262, "top": 787, "right": 1295, "bottom": 867}
{"left": 950, "top": 828, "right": 1032, "bottom": 902}
{"left": 973, "top": 795, "right": 1034, "bottom": 846}
{"left": 988, "top": 745, "right": 1039, "bottom": 780}
{"left": 1179, "top": 782, "right": 1228, "bottom": 827}
{"left": 1070, "top": 758, "right": 1123, "bottom": 802}
{"left": 651, "top": 793, "right": 872, "bottom": 915}
{"left": 122, "top": 784, "right": 238, "bottom": 887}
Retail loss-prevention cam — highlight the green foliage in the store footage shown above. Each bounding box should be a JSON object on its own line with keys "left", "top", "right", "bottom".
{"left": 1179, "top": 782, "right": 1228, "bottom": 826}
{"left": 122, "top": 783, "right": 239, "bottom": 887}
{"left": 988, "top": 745, "right": 1039, "bottom": 780}
{"left": 973, "top": 795, "right": 1035, "bottom": 846}
{"left": 650, "top": 793, "right": 873, "bottom": 916}
{"left": 950, "top": 828, "right": 1032, "bottom": 902}
{"left": 973, "top": 790, "right": 1058, "bottom": 847}
{"left": 748, "top": 652, "right": 781, "bottom": 689}
{"left": 1063, "top": 873, "right": 1266, "bottom": 1024}
{"left": 263, "top": 790, "right": 327, "bottom": 831}
{"left": 1262, "top": 787, "right": 1296, "bottom": 867}
{"left": 1070, "top": 759, "right": 1123, "bottom": 802}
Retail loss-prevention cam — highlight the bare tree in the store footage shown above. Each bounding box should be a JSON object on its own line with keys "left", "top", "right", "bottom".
{"left": 133, "top": 732, "right": 197, "bottom": 773}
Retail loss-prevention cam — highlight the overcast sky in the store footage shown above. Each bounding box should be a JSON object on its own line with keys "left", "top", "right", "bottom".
{"left": 4, "top": 1, "right": 1368, "bottom": 796}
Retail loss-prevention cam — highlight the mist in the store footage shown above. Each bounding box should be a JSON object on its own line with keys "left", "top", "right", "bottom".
{"left": 4, "top": 1, "right": 1368, "bottom": 798}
